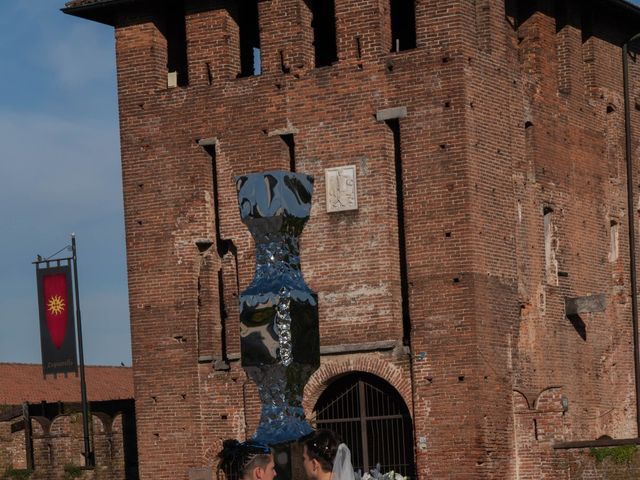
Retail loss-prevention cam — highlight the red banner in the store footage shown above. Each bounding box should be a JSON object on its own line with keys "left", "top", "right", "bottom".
{"left": 42, "top": 273, "right": 70, "bottom": 349}
{"left": 36, "top": 265, "right": 78, "bottom": 376}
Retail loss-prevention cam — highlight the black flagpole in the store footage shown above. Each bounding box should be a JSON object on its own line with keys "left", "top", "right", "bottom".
{"left": 71, "top": 233, "right": 94, "bottom": 467}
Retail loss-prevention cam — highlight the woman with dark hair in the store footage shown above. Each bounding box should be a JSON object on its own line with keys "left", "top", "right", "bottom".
{"left": 218, "top": 440, "right": 277, "bottom": 480}
{"left": 301, "top": 430, "right": 354, "bottom": 480}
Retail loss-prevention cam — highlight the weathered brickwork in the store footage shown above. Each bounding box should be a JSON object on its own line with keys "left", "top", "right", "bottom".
{"left": 0, "top": 413, "right": 127, "bottom": 480}
{"left": 0, "top": 422, "right": 25, "bottom": 473}
{"left": 64, "top": 0, "right": 640, "bottom": 478}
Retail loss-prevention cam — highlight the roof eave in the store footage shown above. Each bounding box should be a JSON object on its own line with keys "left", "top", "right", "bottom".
{"left": 605, "top": 0, "right": 640, "bottom": 18}
{"left": 61, "top": 0, "right": 137, "bottom": 26}
{"left": 62, "top": 0, "right": 640, "bottom": 28}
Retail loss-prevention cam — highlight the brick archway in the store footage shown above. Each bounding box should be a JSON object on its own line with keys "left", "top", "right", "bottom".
{"left": 303, "top": 355, "right": 412, "bottom": 417}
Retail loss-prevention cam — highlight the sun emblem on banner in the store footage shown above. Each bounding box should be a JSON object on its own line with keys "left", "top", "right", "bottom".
{"left": 47, "top": 295, "right": 65, "bottom": 316}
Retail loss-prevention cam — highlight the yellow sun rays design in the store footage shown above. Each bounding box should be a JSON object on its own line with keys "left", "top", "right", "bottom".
{"left": 47, "top": 295, "right": 65, "bottom": 316}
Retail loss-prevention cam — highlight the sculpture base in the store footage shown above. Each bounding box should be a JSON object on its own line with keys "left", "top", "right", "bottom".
{"left": 246, "top": 364, "right": 316, "bottom": 445}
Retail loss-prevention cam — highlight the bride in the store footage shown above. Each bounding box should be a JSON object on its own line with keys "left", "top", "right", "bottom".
{"left": 301, "top": 430, "right": 355, "bottom": 480}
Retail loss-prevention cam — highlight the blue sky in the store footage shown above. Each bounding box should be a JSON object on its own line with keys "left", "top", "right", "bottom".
{"left": 0, "top": 1, "right": 128, "bottom": 366}
{"left": 3, "top": 1, "right": 640, "bottom": 367}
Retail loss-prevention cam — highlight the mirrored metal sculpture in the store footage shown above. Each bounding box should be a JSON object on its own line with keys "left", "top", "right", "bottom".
{"left": 235, "top": 171, "right": 319, "bottom": 445}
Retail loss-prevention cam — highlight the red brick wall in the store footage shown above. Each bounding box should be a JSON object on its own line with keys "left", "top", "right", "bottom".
{"left": 0, "top": 421, "right": 26, "bottom": 471}
{"left": 0, "top": 412, "right": 127, "bottom": 480}
{"left": 30, "top": 413, "right": 126, "bottom": 480}
{"left": 469, "top": 0, "right": 640, "bottom": 477}
{"left": 100, "top": 0, "right": 640, "bottom": 478}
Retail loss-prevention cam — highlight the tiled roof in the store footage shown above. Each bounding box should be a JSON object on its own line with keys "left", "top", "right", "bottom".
{"left": 0, "top": 363, "right": 133, "bottom": 406}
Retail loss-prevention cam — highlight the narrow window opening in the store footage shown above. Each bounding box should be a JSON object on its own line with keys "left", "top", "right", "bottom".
{"left": 390, "top": 0, "right": 417, "bottom": 52}
{"left": 544, "top": 207, "right": 558, "bottom": 285}
{"left": 203, "top": 145, "right": 226, "bottom": 256}
{"left": 355, "top": 36, "right": 362, "bottom": 59}
{"left": 237, "top": 0, "right": 261, "bottom": 77}
{"left": 280, "top": 134, "right": 296, "bottom": 172}
{"left": 308, "top": 0, "right": 338, "bottom": 67}
{"left": 217, "top": 269, "right": 228, "bottom": 360}
{"left": 533, "top": 418, "right": 539, "bottom": 440}
{"left": 386, "top": 119, "right": 411, "bottom": 345}
{"left": 609, "top": 220, "right": 619, "bottom": 262}
{"left": 206, "top": 62, "right": 213, "bottom": 85}
{"left": 162, "top": 0, "right": 189, "bottom": 87}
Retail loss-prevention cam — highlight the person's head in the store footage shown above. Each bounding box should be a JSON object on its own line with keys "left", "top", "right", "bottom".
{"left": 218, "top": 440, "right": 277, "bottom": 480}
{"left": 301, "top": 430, "right": 341, "bottom": 480}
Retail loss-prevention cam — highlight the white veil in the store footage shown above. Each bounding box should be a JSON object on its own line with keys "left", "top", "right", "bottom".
{"left": 331, "top": 443, "right": 355, "bottom": 480}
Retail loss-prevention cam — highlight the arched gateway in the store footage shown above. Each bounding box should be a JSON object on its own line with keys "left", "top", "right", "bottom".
{"left": 311, "top": 372, "right": 415, "bottom": 478}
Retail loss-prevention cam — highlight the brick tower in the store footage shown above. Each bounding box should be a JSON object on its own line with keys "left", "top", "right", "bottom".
{"left": 63, "top": 0, "right": 640, "bottom": 478}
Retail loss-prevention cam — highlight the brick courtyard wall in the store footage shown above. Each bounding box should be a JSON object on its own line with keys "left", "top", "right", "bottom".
{"left": 0, "top": 413, "right": 127, "bottom": 480}
{"left": 0, "top": 422, "right": 12, "bottom": 472}
{"left": 0, "top": 422, "right": 26, "bottom": 473}
{"left": 65, "top": 0, "right": 640, "bottom": 478}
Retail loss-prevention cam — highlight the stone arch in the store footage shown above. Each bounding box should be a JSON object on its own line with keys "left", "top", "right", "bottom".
{"left": 92, "top": 412, "right": 118, "bottom": 465}
{"left": 46, "top": 414, "right": 82, "bottom": 467}
{"left": 512, "top": 389, "right": 531, "bottom": 412}
{"left": 30, "top": 416, "right": 51, "bottom": 436}
{"left": 303, "top": 355, "right": 412, "bottom": 417}
{"left": 92, "top": 412, "right": 113, "bottom": 435}
{"left": 112, "top": 413, "right": 123, "bottom": 433}
{"left": 533, "top": 386, "right": 563, "bottom": 412}
{"left": 48, "top": 414, "right": 73, "bottom": 436}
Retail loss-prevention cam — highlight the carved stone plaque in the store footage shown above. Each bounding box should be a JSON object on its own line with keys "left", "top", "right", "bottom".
{"left": 325, "top": 165, "right": 358, "bottom": 212}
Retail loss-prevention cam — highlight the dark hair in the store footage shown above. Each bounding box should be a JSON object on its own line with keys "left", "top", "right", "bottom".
{"left": 218, "top": 439, "right": 272, "bottom": 480}
{"left": 302, "top": 429, "right": 341, "bottom": 473}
